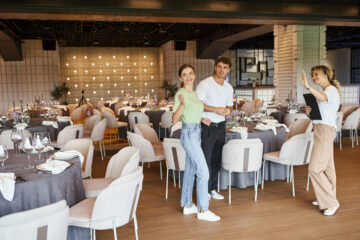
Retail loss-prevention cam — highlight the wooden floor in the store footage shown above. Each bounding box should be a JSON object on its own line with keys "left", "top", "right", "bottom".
{"left": 92, "top": 137, "right": 360, "bottom": 240}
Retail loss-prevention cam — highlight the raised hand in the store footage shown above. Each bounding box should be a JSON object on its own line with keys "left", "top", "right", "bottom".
{"left": 300, "top": 69, "right": 310, "bottom": 89}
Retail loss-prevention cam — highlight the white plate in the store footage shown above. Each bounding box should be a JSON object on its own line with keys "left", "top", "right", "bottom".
{"left": 254, "top": 126, "right": 271, "bottom": 131}
{"left": 36, "top": 163, "right": 51, "bottom": 172}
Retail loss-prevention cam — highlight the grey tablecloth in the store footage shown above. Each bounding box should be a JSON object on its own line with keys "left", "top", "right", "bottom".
{"left": 220, "top": 128, "right": 287, "bottom": 189}
{"left": 0, "top": 150, "right": 89, "bottom": 240}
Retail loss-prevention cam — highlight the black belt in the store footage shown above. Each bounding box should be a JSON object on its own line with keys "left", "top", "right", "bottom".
{"left": 209, "top": 121, "right": 225, "bottom": 128}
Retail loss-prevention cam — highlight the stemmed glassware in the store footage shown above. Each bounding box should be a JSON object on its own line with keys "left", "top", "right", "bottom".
{"left": 32, "top": 132, "right": 45, "bottom": 162}
{"left": 11, "top": 129, "right": 23, "bottom": 155}
{"left": 41, "top": 132, "right": 51, "bottom": 160}
{"left": 0, "top": 144, "right": 8, "bottom": 167}
{"left": 22, "top": 137, "right": 34, "bottom": 169}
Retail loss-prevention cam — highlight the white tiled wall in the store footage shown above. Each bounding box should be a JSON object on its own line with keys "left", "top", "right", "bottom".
{"left": 0, "top": 40, "right": 60, "bottom": 113}
{"left": 256, "top": 89, "right": 275, "bottom": 106}
{"left": 234, "top": 89, "right": 253, "bottom": 101}
{"left": 341, "top": 86, "right": 360, "bottom": 104}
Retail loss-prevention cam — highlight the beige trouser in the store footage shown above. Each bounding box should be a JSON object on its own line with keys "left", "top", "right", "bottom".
{"left": 309, "top": 124, "right": 339, "bottom": 210}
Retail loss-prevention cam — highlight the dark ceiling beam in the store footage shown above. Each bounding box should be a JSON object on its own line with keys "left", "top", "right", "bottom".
{"left": 197, "top": 25, "right": 274, "bottom": 59}
{"left": 0, "top": 21, "right": 22, "bottom": 61}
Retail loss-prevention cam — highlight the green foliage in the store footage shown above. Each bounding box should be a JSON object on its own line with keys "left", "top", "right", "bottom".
{"left": 51, "top": 82, "right": 70, "bottom": 105}
{"left": 160, "top": 80, "right": 178, "bottom": 99}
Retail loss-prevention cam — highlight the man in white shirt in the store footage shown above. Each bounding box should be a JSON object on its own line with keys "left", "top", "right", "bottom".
{"left": 196, "top": 56, "right": 234, "bottom": 200}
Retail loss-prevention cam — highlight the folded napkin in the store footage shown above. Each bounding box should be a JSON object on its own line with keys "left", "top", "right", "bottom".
{"left": 42, "top": 121, "right": 58, "bottom": 129}
{"left": 278, "top": 123, "right": 290, "bottom": 132}
{"left": 160, "top": 107, "right": 170, "bottom": 111}
{"left": 170, "top": 122, "right": 182, "bottom": 136}
{"left": 140, "top": 107, "right": 151, "bottom": 113}
{"left": 37, "top": 160, "right": 70, "bottom": 174}
{"left": 14, "top": 123, "right": 28, "bottom": 130}
{"left": 57, "top": 116, "right": 73, "bottom": 125}
{"left": 255, "top": 123, "right": 277, "bottom": 135}
{"left": 54, "top": 105, "right": 68, "bottom": 111}
{"left": 0, "top": 173, "right": 15, "bottom": 201}
{"left": 54, "top": 150, "right": 84, "bottom": 166}
{"left": 289, "top": 109, "right": 298, "bottom": 114}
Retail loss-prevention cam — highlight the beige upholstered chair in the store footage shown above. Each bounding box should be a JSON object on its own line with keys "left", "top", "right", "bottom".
{"left": 262, "top": 132, "right": 314, "bottom": 197}
{"left": 68, "top": 104, "right": 78, "bottom": 115}
{"left": 84, "top": 114, "right": 102, "bottom": 137}
{"left": 127, "top": 131, "right": 165, "bottom": 179}
{"left": 87, "top": 118, "right": 107, "bottom": 160}
{"left": 342, "top": 108, "right": 360, "bottom": 148}
{"left": 222, "top": 139, "right": 263, "bottom": 203}
{"left": 162, "top": 138, "right": 186, "bottom": 199}
{"left": 241, "top": 101, "right": 254, "bottom": 116}
{"left": 71, "top": 107, "right": 84, "bottom": 125}
{"left": 62, "top": 138, "right": 94, "bottom": 179}
{"left": 102, "top": 112, "right": 128, "bottom": 143}
{"left": 0, "top": 129, "right": 31, "bottom": 149}
{"left": 159, "top": 111, "right": 173, "bottom": 138}
{"left": 128, "top": 112, "right": 150, "bottom": 131}
{"left": 0, "top": 200, "right": 69, "bottom": 240}
{"left": 134, "top": 123, "right": 159, "bottom": 143}
{"left": 94, "top": 103, "right": 104, "bottom": 111}
{"left": 51, "top": 124, "right": 83, "bottom": 149}
{"left": 69, "top": 167, "right": 143, "bottom": 240}
{"left": 284, "top": 113, "right": 309, "bottom": 128}
{"left": 83, "top": 146, "right": 140, "bottom": 198}
{"left": 287, "top": 118, "right": 312, "bottom": 139}
{"left": 101, "top": 106, "right": 116, "bottom": 116}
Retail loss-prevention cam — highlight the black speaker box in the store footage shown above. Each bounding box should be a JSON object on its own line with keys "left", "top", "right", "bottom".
{"left": 174, "top": 41, "right": 186, "bottom": 51}
{"left": 42, "top": 40, "right": 57, "bottom": 51}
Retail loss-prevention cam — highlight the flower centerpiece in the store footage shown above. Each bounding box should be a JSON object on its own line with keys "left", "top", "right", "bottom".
{"left": 225, "top": 111, "right": 239, "bottom": 128}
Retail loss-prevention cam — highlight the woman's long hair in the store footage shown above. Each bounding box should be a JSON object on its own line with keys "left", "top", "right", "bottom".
{"left": 310, "top": 65, "right": 342, "bottom": 98}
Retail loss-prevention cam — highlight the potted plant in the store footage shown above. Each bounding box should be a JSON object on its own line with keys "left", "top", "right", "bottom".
{"left": 160, "top": 80, "right": 178, "bottom": 100}
{"left": 51, "top": 82, "right": 70, "bottom": 105}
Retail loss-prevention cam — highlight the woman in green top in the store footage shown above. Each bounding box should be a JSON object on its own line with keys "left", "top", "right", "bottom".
{"left": 172, "top": 64, "right": 220, "bottom": 222}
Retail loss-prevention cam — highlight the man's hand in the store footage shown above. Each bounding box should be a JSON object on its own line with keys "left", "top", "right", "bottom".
{"left": 215, "top": 107, "right": 227, "bottom": 116}
{"left": 201, "top": 118, "right": 212, "bottom": 126}
{"left": 225, "top": 108, "right": 231, "bottom": 116}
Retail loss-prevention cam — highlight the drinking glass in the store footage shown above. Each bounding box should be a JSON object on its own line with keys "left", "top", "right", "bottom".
{"left": 11, "top": 129, "right": 23, "bottom": 155}
{"left": 32, "top": 132, "right": 45, "bottom": 162}
{"left": 22, "top": 137, "right": 34, "bottom": 169}
{"left": 0, "top": 144, "right": 8, "bottom": 167}
{"left": 41, "top": 132, "right": 51, "bottom": 160}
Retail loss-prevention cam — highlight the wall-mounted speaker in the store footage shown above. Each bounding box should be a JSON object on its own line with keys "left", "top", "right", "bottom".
{"left": 42, "top": 40, "right": 57, "bottom": 51}
{"left": 174, "top": 41, "right": 186, "bottom": 51}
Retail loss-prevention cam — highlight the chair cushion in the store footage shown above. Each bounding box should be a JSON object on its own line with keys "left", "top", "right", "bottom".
{"left": 342, "top": 106, "right": 359, "bottom": 124}
{"left": 263, "top": 151, "right": 280, "bottom": 162}
{"left": 152, "top": 142, "right": 165, "bottom": 158}
{"left": 117, "top": 121, "right": 128, "bottom": 127}
{"left": 69, "top": 197, "right": 96, "bottom": 226}
{"left": 83, "top": 178, "right": 115, "bottom": 198}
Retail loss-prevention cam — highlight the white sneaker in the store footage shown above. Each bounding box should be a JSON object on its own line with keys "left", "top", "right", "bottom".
{"left": 210, "top": 190, "right": 224, "bottom": 200}
{"left": 324, "top": 206, "right": 339, "bottom": 216}
{"left": 183, "top": 205, "right": 198, "bottom": 215}
{"left": 312, "top": 201, "right": 319, "bottom": 206}
{"left": 197, "top": 210, "right": 220, "bottom": 222}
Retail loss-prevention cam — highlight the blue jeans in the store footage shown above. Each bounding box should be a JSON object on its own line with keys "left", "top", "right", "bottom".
{"left": 180, "top": 122, "right": 209, "bottom": 212}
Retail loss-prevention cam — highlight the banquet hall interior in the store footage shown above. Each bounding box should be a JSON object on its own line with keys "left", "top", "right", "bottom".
{"left": 0, "top": 1, "right": 359, "bottom": 240}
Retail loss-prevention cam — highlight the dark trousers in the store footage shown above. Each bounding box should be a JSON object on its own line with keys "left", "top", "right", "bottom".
{"left": 201, "top": 121, "right": 226, "bottom": 193}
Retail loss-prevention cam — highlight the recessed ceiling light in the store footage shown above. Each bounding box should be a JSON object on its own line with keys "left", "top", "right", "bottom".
{"left": 99, "top": 69, "right": 102, "bottom": 73}
{"left": 128, "top": 83, "right": 131, "bottom": 86}
{"left": 75, "top": 84, "right": 78, "bottom": 88}
{"left": 86, "top": 84, "right": 89, "bottom": 87}
{"left": 93, "top": 91, "right": 96, "bottom": 94}
{"left": 100, "top": 84, "right": 103, "bottom": 87}
{"left": 73, "top": 70, "right": 77, "bottom": 73}
{"left": 126, "top": 56, "right": 129, "bottom": 59}
{"left": 114, "top": 83, "right": 117, "bottom": 87}
{"left": 106, "top": 62, "right": 109, "bottom": 66}
{"left": 144, "top": 56, "right": 147, "bottom": 59}
{"left": 67, "top": 91, "right": 71, "bottom": 95}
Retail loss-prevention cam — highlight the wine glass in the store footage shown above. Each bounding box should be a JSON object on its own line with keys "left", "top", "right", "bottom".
{"left": 41, "top": 132, "right": 51, "bottom": 160}
{"left": 32, "top": 132, "right": 45, "bottom": 162}
{"left": 11, "top": 129, "right": 23, "bottom": 155}
{"left": 22, "top": 137, "right": 34, "bottom": 169}
{"left": 0, "top": 144, "right": 8, "bottom": 167}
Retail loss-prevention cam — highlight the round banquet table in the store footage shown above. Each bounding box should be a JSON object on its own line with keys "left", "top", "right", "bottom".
{"left": 0, "top": 150, "right": 89, "bottom": 240}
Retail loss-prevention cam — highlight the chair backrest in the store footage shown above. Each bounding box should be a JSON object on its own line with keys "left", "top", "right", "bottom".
{"left": 222, "top": 138, "right": 263, "bottom": 172}
{"left": 85, "top": 114, "right": 102, "bottom": 131}
{"left": 284, "top": 113, "right": 309, "bottom": 128}
{"left": 90, "top": 118, "right": 107, "bottom": 141}
{"left": 94, "top": 103, "right": 104, "bottom": 111}
{"left": 91, "top": 167, "right": 144, "bottom": 230}
{"left": 288, "top": 118, "right": 312, "bottom": 139}
{"left": 62, "top": 138, "right": 94, "bottom": 175}
{"left": 0, "top": 200, "right": 69, "bottom": 240}
{"left": 114, "top": 102, "right": 126, "bottom": 116}
{"left": 71, "top": 107, "right": 84, "bottom": 122}
{"left": 56, "top": 125, "right": 83, "bottom": 148}
{"left": 161, "top": 111, "right": 173, "bottom": 129}
{"left": 68, "top": 104, "right": 77, "bottom": 115}
{"left": 0, "top": 130, "right": 14, "bottom": 149}
{"left": 162, "top": 138, "right": 186, "bottom": 171}
{"left": 343, "top": 108, "right": 360, "bottom": 129}
{"left": 101, "top": 107, "right": 115, "bottom": 116}
{"left": 278, "top": 132, "right": 314, "bottom": 166}
{"left": 102, "top": 112, "right": 118, "bottom": 128}
{"left": 127, "top": 131, "right": 155, "bottom": 160}
{"left": 336, "top": 112, "right": 343, "bottom": 133}
{"left": 241, "top": 101, "right": 254, "bottom": 115}
{"left": 134, "top": 123, "right": 159, "bottom": 143}
{"left": 128, "top": 112, "right": 150, "bottom": 131}
{"left": 105, "top": 146, "right": 140, "bottom": 178}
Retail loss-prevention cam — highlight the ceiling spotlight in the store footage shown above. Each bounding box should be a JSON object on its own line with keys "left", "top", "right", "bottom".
{"left": 135, "top": 89, "right": 138, "bottom": 93}
{"left": 86, "top": 98, "right": 90, "bottom": 101}
{"left": 67, "top": 91, "right": 71, "bottom": 95}
{"left": 100, "top": 83, "right": 103, "bottom": 87}
{"left": 120, "top": 76, "right": 124, "bottom": 79}
{"left": 121, "top": 90, "right": 124, "bottom": 93}
{"left": 101, "top": 97, "right": 104, "bottom": 101}
{"left": 73, "top": 70, "right": 77, "bottom": 74}
{"left": 66, "top": 63, "right": 69, "bottom": 66}
{"left": 144, "top": 82, "right": 148, "bottom": 86}
{"left": 150, "top": 62, "right": 153, "bottom": 65}
{"left": 134, "top": 62, "right": 136, "bottom": 66}
{"left": 107, "top": 90, "right": 110, "bottom": 94}
{"left": 75, "top": 84, "right": 78, "bottom": 88}
{"left": 128, "top": 83, "right": 131, "bottom": 86}
{"left": 114, "top": 83, "right": 117, "bottom": 87}
{"left": 151, "top": 75, "right": 154, "bottom": 79}
{"left": 134, "top": 76, "right": 137, "bottom": 79}
{"left": 75, "top": 98, "right": 78, "bottom": 102}
{"left": 151, "top": 89, "right": 154, "bottom": 92}
{"left": 99, "top": 69, "right": 103, "bottom": 73}
{"left": 144, "top": 69, "right": 147, "bottom": 72}
{"left": 127, "top": 69, "right": 130, "bottom": 73}
{"left": 120, "top": 62, "right": 123, "bottom": 66}
{"left": 144, "top": 56, "right": 147, "bottom": 59}
{"left": 106, "top": 62, "right": 109, "bottom": 66}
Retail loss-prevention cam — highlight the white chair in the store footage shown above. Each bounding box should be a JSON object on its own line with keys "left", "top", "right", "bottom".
{"left": 287, "top": 118, "right": 312, "bottom": 139}
{"left": 222, "top": 139, "right": 263, "bottom": 203}
{"left": 284, "top": 113, "right": 309, "bottom": 128}
{"left": 127, "top": 131, "right": 165, "bottom": 179}
{"left": 84, "top": 114, "right": 102, "bottom": 137}
{"left": 101, "top": 107, "right": 115, "bottom": 116}
{"left": 62, "top": 138, "right": 94, "bottom": 179}
{"left": 134, "top": 123, "right": 159, "bottom": 143}
{"left": 159, "top": 111, "right": 173, "bottom": 138}
{"left": 102, "top": 112, "right": 128, "bottom": 143}
{"left": 162, "top": 138, "right": 186, "bottom": 199}
{"left": 342, "top": 108, "right": 360, "bottom": 148}
{"left": 52, "top": 124, "right": 84, "bottom": 149}
{"left": 0, "top": 129, "right": 32, "bottom": 149}
{"left": 0, "top": 200, "right": 69, "bottom": 240}
{"left": 335, "top": 112, "right": 343, "bottom": 150}
{"left": 262, "top": 132, "right": 314, "bottom": 197}
{"left": 69, "top": 167, "right": 143, "bottom": 240}
{"left": 83, "top": 146, "right": 140, "bottom": 198}
{"left": 89, "top": 118, "right": 107, "bottom": 160}
{"left": 128, "top": 112, "right": 150, "bottom": 131}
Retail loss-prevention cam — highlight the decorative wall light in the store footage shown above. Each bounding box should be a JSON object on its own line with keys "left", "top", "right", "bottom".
{"left": 92, "top": 63, "right": 95, "bottom": 66}
{"left": 106, "top": 76, "right": 110, "bottom": 80}
{"left": 92, "top": 77, "right": 96, "bottom": 80}
{"left": 73, "top": 70, "right": 77, "bottom": 74}
{"left": 100, "top": 83, "right": 103, "bottom": 87}
{"left": 73, "top": 56, "right": 76, "bottom": 59}
{"left": 85, "top": 70, "right": 88, "bottom": 73}
{"left": 66, "top": 77, "right": 70, "bottom": 81}
{"left": 113, "top": 69, "right": 117, "bottom": 73}
{"left": 93, "top": 91, "right": 96, "bottom": 94}
{"left": 98, "top": 56, "right": 102, "bottom": 59}
{"left": 66, "top": 63, "right": 69, "bottom": 67}
{"left": 84, "top": 56, "right": 87, "bottom": 59}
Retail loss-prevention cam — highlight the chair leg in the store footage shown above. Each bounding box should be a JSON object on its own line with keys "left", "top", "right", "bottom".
{"left": 113, "top": 217, "right": 118, "bottom": 240}
{"left": 254, "top": 171, "right": 258, "bottom": 201}
{"left": 159, "top": 160, "right": 163, "bottom": 179}
{"left": 172, "top": 170, "right": 176, "bottom": 187}
{"left": 90, "top": 228, "right": 93, "bottom": 240}
{"left": 93, "top": 229, "right": 96, "bottom": 240}
{"left": 356, "top": 129, "right": 359, "bottom": 146}
{"left": 351, "top": 129, "right": 354, "bottom": 148}
{"left": 178, "top": 171, "right": 181, "bottom": 188}
{"left": 166, "top": 168, "right": 169, "bottom": 199}
{"left": 134, "top": 214, "right": 139, "bottom": 240}
{"left": 148, "top": 162, "right": 150, "bottom": 168}
{"left": 286, "top": 165, "right": 290, "bottom": 183}
{"left": 306, "top": 172, "right": 310, "bottom": 191}
{"left": 261, "top": 160, "right": 266, "bottom": 189}
{"left": 99, "top": 141, "right": 104, "bottom": 161}
{"left": 228, "top": 165, "right": 232, "bottom": 204}
{"left": 340, "top": 131, "right": 342, "bottom": 150}
{"left": 291, "top": 165, "right": 295, "bottom": 197}
{"left": 102, "top": 140, "right": 106, "bottom": 156}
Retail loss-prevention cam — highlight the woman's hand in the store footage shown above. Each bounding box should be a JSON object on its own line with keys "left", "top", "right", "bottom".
{"left": 300, "top": 69, "right": 311, "bottom": 89}
{"left": 305, "top": 106, "right": 312, "bottom": 115}
{"left": 201, "top": 118, "right": 212, "bottom": 126}
{"left": 178, "top": 94, "right": 185, "bottom": 105}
